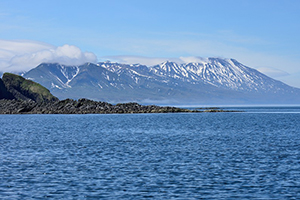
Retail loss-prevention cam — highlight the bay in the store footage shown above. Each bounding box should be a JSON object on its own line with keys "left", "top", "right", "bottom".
{"left": 1, "top": 107, "right": 300, "bottom": 199}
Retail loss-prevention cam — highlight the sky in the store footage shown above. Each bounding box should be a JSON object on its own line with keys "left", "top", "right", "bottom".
{"left": 0, "top": 0, "right": 300, "bottom": 87}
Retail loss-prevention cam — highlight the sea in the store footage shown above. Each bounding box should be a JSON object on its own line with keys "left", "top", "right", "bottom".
{"left": 1, "top": 106, "right": 300, "bottom": 199}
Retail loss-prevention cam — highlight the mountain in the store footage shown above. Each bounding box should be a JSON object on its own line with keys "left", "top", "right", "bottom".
{"left": 0, "top": 73, "right": 58, "bottom": 103}
{"left": 22, "top": 58, "right": 300, "bottom": 105}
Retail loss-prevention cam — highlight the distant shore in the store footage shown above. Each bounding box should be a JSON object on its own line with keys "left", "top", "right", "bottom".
{"left": 0, "top": 99, "right": 243, "bottom": 114}
{"left": 0, "top": 98, "right": 195, "bottom": 114}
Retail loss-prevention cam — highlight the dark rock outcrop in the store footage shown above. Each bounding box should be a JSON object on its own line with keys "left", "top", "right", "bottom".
{"left": 0, "top": 98, "right": 194, "bottom": 114}
{"left": 0, "top": 79, "right": 14, "bottom": 100}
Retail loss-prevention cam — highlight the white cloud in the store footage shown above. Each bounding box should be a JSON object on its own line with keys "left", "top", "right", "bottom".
{"left": 278, "top": 72, "right": 300, "bottom": 88}
{"left": 178, "top": 56, "right": 210, "bottom": 64}
{"left": 103, "top": 55, "right": 211, "bottom": 66}
{"left": 257, "top": 67, "right": 289, "bottom": 78}
{"left": 0, "top": 39, "right": 97, "bottom": 72}
{"left": 103, "top": 55, "right": 225, "bottom": 66}
{"left": 102, "top": 55, "right": 178, "bottom": 66}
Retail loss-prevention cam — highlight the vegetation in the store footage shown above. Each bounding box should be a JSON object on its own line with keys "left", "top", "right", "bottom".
{"left": 2, "top": 73, "right": 58, "bottom": 103}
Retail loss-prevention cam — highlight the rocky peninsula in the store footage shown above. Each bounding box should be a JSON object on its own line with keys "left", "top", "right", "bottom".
{"left": 0, "top": 73, "right": 241, "bottom": 114}
{"left": 0, "top": 98, "right": 194, "bottom": 114}
{"left": 0, "top": 73, "right": 194, "bottom": 114}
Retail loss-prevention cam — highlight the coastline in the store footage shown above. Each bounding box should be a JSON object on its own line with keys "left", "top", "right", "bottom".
{"left": 0, "top": 98, "right": 196, "bottom": 114}
{"left": 0, "top": 98, "right": 243, "bottom": 114}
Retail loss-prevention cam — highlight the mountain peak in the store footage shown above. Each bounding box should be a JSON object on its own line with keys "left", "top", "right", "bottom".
{"left": 160, "top": 60, "right": 179, "bottom": 67}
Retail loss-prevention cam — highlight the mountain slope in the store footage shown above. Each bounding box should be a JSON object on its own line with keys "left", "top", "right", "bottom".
{"left": 23, "top": 58, "right": 300, "bottom": 105}
{"left": 150, "top": 58, "right": 294, "bottom": 93}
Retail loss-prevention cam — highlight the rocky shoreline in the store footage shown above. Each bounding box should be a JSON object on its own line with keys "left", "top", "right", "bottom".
{"left": 0, "top": 73, "right": 241, "bottom": 114}
{"left": 0, "top": 73, "right": 194, "bottom": 114}
{"left": 0, "top": 98, "right": 195, "bottom": 114}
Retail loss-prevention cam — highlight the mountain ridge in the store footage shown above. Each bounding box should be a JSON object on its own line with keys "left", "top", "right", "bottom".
{"left": 22, "top": 58, "right": 300, "bottom": 105}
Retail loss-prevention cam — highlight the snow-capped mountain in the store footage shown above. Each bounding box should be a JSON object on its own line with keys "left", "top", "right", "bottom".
{"left": 23, "top": 58, "right": 300, "bottom": 104}
{"left": 149, "top": 58, "right": 293, "bottom": 93}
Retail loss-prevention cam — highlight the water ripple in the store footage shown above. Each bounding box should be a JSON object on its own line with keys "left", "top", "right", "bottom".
{"left": 1, "top": 112, "right": 300, "bottom": 199}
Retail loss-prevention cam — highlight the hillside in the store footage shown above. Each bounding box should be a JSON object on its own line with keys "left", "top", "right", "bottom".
{"left": 0, "top": 73, "right": 58, "bottom": 103}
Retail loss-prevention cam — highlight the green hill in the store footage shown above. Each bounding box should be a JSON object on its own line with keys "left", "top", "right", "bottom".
{"left": 1, "top": 73, "right": 58, "bottom": 103}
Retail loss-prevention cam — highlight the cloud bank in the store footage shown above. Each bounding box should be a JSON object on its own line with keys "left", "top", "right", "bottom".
{"left": 0, "top": 40, "right": 97, "bottom": 72}
{"left": 257, "top": 67, "right": 289, "bottom": 78}
{"left": 103, "top": 55, "right": 218, "bottom": 66}
{"left": 103, "top": 55, "right": 180, "bottom": 66}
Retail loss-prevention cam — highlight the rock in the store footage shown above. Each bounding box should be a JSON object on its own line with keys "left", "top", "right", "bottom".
{"left": 0, "top": 98, "right": 194, "bottom": 114}
{"left": 0, "top": 79, "right": 14, "bottom": 100}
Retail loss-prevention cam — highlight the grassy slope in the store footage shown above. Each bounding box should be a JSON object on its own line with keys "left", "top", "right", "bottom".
{"left": 2, "top": 73, "right": 58, "bottom": 103}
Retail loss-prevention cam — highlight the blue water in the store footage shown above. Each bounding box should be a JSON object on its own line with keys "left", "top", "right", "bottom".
{"left": 1, "top": 107, "right": 300, "bottom": 199}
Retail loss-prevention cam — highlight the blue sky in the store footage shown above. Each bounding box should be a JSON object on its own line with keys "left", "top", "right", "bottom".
{"left": 1, "top": 0, "right": 300, "bottom": 87}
